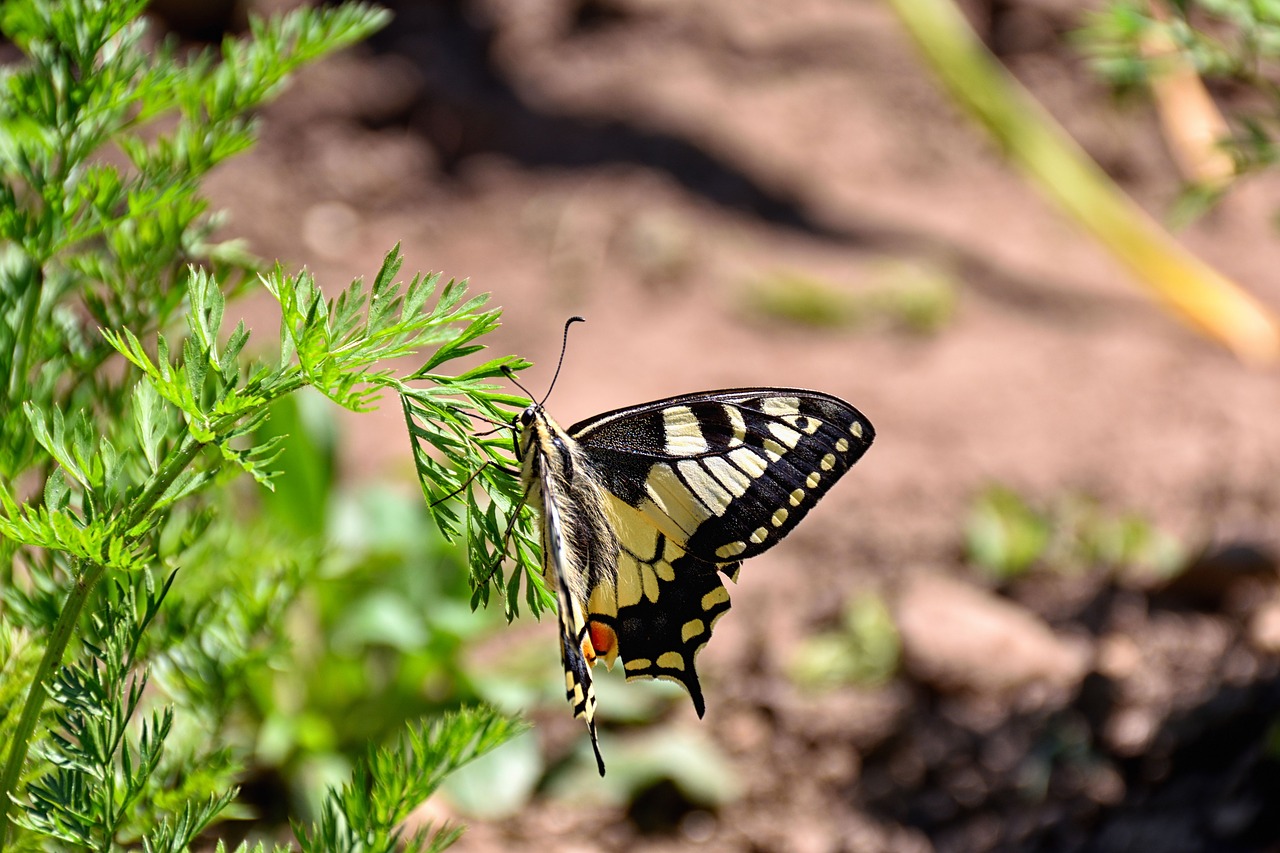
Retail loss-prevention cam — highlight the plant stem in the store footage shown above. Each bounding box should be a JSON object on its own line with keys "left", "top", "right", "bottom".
{"left": 6, "top": 261, "right": 44, "bottom": 409}
{"left": 0, "top": 560, "right": 93, "bottom": 849}
{"left": 0, "top": 434, "right": 205, "bottom": 848}
{"left": 0, "top": 371, "right": 308, "bottom": 847}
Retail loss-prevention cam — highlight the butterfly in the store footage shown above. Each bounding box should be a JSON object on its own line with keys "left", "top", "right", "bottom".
{"left": 501, "top": 318, "right": 875, "bottom": 775}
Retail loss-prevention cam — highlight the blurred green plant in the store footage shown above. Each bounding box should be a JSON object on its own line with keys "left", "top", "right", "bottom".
{"left": 965, "top": 485, "right": 1185, "bottom": 582}
{"left": 154, "top": 394, "right": 513, "bottom": 818}
{"left": 789, "top": 593, "right": 901, "bottom": 689}
{"left": 742, "top": 262, "right": 956, "bottom": 335}
{"left": 965, "top": 486, "right": 1053, "bottom": 580}
{"left": 1079, "top": 0, "right": 1280, "bottom": 183}
{"left": 0, "top": 1, "right": 539, "bottom": 850}
{"left": 886, "top": 0, "right": 1280, "bottom": 363}
{"left": 296, "top": 708, "right": 525, "bottom": 853}
{"left": 545, "top": 727, "right": 740, "bottom": 813}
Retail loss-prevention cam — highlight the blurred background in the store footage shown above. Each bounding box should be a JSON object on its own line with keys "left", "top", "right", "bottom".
{"left": 163, "top": 0, "right": 1280, "bottom": 850}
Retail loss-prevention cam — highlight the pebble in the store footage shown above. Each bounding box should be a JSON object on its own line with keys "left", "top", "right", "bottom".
{"left": 894, "top": 572, "right": 1092, "bottom": 700}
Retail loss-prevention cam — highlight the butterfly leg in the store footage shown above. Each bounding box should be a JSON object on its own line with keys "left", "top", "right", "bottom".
{"left": 428, "top": 459, "right": 519, "bottom": 507}
{"left": 472, "top": 480, "right": 535, "bottom": 594}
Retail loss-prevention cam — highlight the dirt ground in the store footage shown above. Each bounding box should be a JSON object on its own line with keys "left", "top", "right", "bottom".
{"left": 202, "top": 0, "right": 1280, "bottom": 850}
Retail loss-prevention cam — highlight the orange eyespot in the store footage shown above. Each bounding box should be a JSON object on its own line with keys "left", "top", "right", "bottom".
{"left": 588, "top": 621, "right": 617, "bottom": 659}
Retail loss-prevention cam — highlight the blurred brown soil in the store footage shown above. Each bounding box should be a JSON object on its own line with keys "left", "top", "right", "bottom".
{"left": 202, "top": 0, "right": 1280, "bottom": 850}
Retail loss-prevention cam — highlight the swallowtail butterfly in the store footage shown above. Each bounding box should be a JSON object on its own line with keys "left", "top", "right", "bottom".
{"left": 504, "top": 319, "right": 874, "bottom": 774}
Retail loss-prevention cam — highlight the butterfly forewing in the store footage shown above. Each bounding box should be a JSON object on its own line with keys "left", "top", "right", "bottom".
{"left": 570, "top": 389, "right": 874, "bottom": 563}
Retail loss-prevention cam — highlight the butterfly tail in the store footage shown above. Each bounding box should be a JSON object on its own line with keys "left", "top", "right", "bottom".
{"left": 589, "top": 723, "right": 606, "bottom": 776}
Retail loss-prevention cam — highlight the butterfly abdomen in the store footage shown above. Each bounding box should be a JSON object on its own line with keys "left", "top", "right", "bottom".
{"left": 522, "top": 414, "right": 620, "bottom": 604}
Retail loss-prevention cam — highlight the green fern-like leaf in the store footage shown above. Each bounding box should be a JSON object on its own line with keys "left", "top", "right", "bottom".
{"left": 296, "top": 707, "right": 527, "bottom": 853}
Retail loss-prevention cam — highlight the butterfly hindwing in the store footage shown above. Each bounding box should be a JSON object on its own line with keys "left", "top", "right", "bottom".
{"left": 577, "top": 494, "right": 739, "bottom": 716}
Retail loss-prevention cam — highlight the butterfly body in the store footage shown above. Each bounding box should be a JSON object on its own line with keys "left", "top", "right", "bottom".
{"left": 513, "top": 388, "right": 874, "bottom": 774}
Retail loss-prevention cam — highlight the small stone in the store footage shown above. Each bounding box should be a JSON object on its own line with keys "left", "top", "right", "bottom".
{"left": 1097, "top": 633, "right": 1142, "bottom": 679}
{"left": 1248, "top": 595, "right": 1280, "bottom": 654}
{"left": 894, "top": 572, "right": 1092, "bottom": 700}
{"left": 301, "top": 201, "right": 361, "bottom": 262}
{"left": 1106, "top": 706, "right": 1158, "bottom": 756}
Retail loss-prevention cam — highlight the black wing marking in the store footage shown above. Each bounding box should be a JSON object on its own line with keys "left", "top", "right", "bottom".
{"left": 613, "top": 555, "right": 730, "bottom": 717}
{"left": 569, "top": 388, "right": 874, "bottom": 564}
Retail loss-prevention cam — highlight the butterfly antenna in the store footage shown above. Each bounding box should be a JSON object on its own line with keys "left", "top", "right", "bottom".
{"left": 501, "top": 365, "right": 536, "bottom": 401}
{"left": 541, "top": 316, "right": 584, "bottom": 406}
{"left": 500, "top": 316, "right": 584, "bottom": 405}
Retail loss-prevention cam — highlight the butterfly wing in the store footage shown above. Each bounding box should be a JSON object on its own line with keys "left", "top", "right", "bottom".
{"left": 570, "top": 388, "right": 875, "bottom": 563}
{"left": 578, "top": 497, "right": 732, "bottom": 716}
{"left": 568, "top": 388, "right": 874, "bottom": 710}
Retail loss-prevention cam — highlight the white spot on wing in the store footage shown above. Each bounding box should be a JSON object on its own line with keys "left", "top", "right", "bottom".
{"left": 784, "top": 414, "right": 821, "bottom": 434}
{"left": 704, "top": 455, "right": 752, "bottom": 497}
{"left": 663, "top": 405, "right": 709, "bottom": 456}
{"left": 728, "top": 447, "right": 767, "bottom": 479}
{"left": 657, "top": 651, "right": 685, "bottom": 671}
{"left": 716, "top": 541, "right": 747, "bottom": 558}
{"left": 678, "top": 459, "right": 732, "bottom": 516}
{"left": 642, "top": 564, "right": 659, "bottom": 603}
{"left": 702, "top": 586, "right": 730, "bottom": 611}
{"left": 617, "top": 551, "right": 643, "bottom": 608}
{"left": 644, "top": 462, "right": 712, "bottom": 534}
{"left": 726, "top": 405, "right": 746, "bottom": 447}
{"left": 768, "top": 421, "right": 803, "bottom": 450}
{"left": 760, "top": 396, "right": 801, "bottom": 417}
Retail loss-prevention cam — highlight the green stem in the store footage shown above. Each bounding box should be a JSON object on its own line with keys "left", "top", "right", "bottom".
{"left": 0, "top": 434, "right": 204, "bottom": 848}
{"left": 0, "top": 371, "right": 308, "bottom": 847}
{"left": 7, "top": 262, "right": 44, "bottom": 408}
{"left": 0, "top": 560, "right": 94, "bottom": 848}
